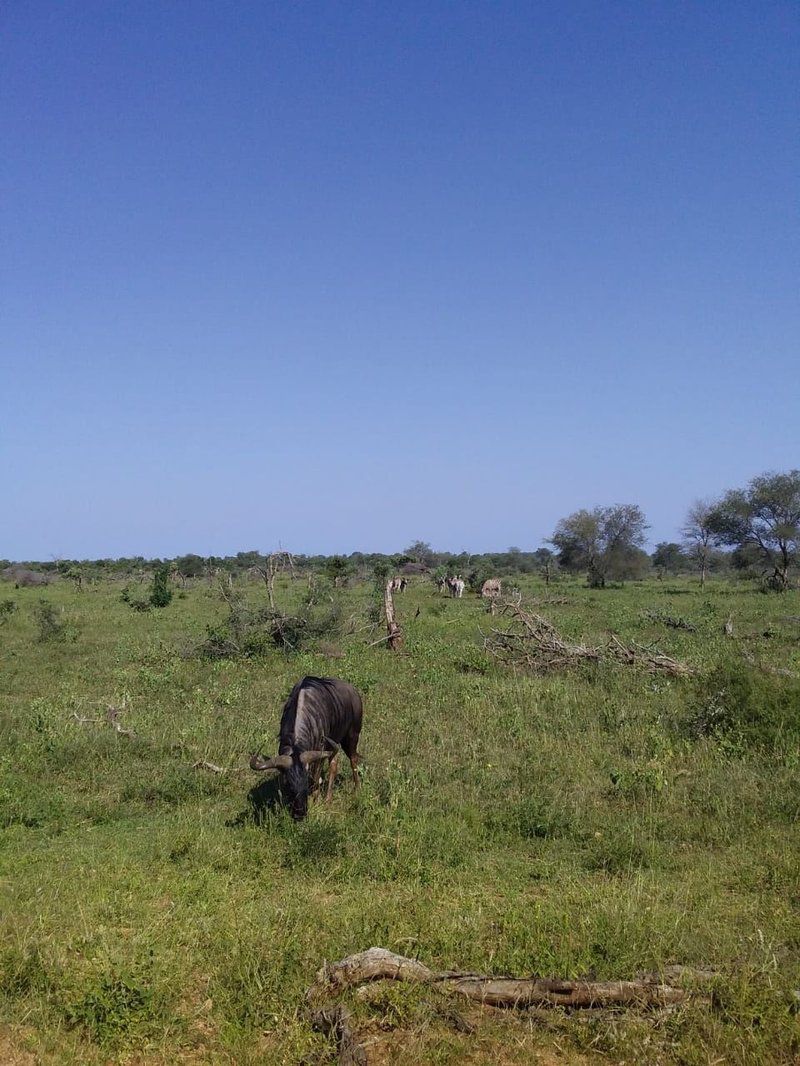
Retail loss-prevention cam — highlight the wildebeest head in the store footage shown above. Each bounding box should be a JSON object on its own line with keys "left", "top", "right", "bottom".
{"left": 249, "top": 747, "right": 331, "bottom": 820}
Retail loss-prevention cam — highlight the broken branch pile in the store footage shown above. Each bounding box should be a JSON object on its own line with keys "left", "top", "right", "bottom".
{"left": 484, "top": 601, "right": 695, "bottom": 677}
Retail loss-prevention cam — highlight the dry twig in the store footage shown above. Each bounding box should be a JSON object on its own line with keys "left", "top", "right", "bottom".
{"left": 72, "top": 704, "right": 137, "bottom": 738}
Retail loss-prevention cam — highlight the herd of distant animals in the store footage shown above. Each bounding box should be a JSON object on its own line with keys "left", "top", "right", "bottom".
{"left": 250, "top": 574, "right": 503, "bottom": 820}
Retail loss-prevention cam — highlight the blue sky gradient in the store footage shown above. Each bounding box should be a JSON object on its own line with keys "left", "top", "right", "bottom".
{"left": 3, "top": 1, "right": 798, "bottom": 559}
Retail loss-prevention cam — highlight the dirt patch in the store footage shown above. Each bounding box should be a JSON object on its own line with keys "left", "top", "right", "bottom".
{"left": 0, "top": 1029, "right": 36, "bottom": 1066}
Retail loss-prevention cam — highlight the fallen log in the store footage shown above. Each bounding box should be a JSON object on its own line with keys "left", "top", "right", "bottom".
{"left": 309, "top": 947, "right": 692, "bottom": 1010}
{"left": 307, "top": 948, "right": 715, "bottom": 1063}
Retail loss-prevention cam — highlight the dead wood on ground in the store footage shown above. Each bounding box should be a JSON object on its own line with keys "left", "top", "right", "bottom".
{"left": 483, "top": 601, "right": 695, "bottom": 677}
{"left": 308, "top": 947, "right": 709, "bottom": 1063}
{"left": 72, "top": 703, "right": 137, "bottom": 739}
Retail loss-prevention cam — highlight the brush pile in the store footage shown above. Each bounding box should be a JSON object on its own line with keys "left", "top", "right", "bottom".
{"left": 484, "top": 600, "right": 695, "bottom": 678}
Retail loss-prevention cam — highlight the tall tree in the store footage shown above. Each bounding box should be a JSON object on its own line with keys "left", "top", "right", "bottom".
{"left": 403, "top": 541, "right": 437, "bottom": 569}
{"left": 652, "top": 542, "right": 686, "bottom": 577}
{"left": 682, "top": 500, "right": 715, "bottom": 588}
{"left": 708, "top": 470, "right": 800, "bottom": 590}
{"left": 550, "top": 505, "right": 649, "bottom": 588}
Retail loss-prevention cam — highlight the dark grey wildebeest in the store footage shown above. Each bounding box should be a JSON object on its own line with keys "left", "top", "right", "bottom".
{"left": 249, "top": 676, "right": 363, "bottom": 820}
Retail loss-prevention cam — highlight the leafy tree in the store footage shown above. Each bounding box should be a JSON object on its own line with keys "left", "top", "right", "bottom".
{"left": 323, "top": 555, "right": 351, "bottom": 587}
{"left": 403, "top": 541, "right": 436, "bottom": 569}
{"left": 550, "top": 505, "right": 649, "bottom": 588}
{"left": 532, "top": 547, "right": 558, "bottom": 585}
{"left": 652, "top": 542, "right": 686, "bottom": 577}
{"left": 708, "top": 470, "right": 800, "bottom": 591}
{"left": 682, "top": 500, "right": 716, "bottom": 588}
{"left": 175, "top": 554, "right": 206, "bottom": 579}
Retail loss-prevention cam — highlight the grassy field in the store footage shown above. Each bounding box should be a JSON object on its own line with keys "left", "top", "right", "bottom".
{"left": 1, "top": 573, "right": 799, "bottom": 1064}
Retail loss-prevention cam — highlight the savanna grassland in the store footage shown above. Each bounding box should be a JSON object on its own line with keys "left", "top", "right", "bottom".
{"left": 1, "top": 573, "right": 799, "bottom": 1064}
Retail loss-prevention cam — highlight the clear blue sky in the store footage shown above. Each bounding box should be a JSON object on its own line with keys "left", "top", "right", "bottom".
{"left": 2, "top": 1, "right": 798, "bottom": 560}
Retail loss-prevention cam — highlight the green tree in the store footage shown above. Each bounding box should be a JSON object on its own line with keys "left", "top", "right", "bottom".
{"left": 652, "top": 542, "right": 686, "bottom": 577}
{"left": 550, "top": 505, "right": 649, "bottom": 588}
{"left": 149, "top": 564, "right": 173, "bottom": 608}
{"left": 323, "top": 555, "right": 351, "bottom": 588}
{"left": 682, "top": 500, "right": 715, "bottom": 588}
{"left": 708, "top": 470, "right": 800, "bottom": 591}
{"left": 403, "top": 541, "right": 436, "bottom": 569}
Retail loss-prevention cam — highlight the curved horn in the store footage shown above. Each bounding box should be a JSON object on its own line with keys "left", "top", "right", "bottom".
{"left": 249, "top": 753, "right": 292, "bottom": 772}
{"left": 299, "top": 749, "right": 334, "bottom": 765}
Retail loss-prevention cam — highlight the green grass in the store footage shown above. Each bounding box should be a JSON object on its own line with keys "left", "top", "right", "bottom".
{"left": 1, "top": 574, "right": 799, "bottom": 1063}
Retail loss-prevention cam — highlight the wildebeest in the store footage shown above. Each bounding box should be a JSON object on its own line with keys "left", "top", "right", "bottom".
{"left": 446, "top": 576, "right": 465, "bottom": 598}
{"left": 249, "top": 676, "right": 363, "bottom": 820}
{"left": 481, "top": 578, "right": 502, "bottom": 599}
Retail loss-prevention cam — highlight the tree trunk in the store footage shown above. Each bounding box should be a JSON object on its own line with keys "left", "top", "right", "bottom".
{"left": 383, "top": 581, "right": 403, "bottom": 651}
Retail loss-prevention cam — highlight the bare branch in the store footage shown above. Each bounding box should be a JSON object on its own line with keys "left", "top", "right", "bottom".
{"left": 484, "top": 599, "right": 694, "bottom": 678}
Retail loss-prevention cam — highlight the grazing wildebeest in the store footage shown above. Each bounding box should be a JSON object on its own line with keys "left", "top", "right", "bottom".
{"left": 249, "top": 676, "right": 363, "bottom": 820}
{"left": 481, "top": 578, "right": 502, "bottom": 600}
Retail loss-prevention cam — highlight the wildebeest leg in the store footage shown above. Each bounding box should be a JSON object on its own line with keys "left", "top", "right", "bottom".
{"left": 349, "top": 752, "right": 361, "bottom": 790}
{"left": 309, "top": 760, "right": 325, "bottom": 802}
{"left": 342, "top": 730, "right": 361, "bottom": 790}
{"left": 325, "top": 756, "right": 338, "bottom": 802}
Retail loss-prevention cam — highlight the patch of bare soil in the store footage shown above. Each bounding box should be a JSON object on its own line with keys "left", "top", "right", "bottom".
{"left": 0, "top": 1028, "right": 37, "bottom": 1066}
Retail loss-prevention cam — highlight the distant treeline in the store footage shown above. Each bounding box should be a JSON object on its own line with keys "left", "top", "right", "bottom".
{"left": 4, "top": 469, "right": 797, "bottom": 592}
{"left": 1, "top": 544, "right": 724, "bottom": 583}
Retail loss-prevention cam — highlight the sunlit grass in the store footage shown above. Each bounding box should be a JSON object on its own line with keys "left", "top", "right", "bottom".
{"left": 1, "top": 574, "right": 799, "bottom": 1062}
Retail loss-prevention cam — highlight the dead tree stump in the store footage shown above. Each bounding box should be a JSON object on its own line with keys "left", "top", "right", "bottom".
{"left": 383, "top": 581, "right": 403, "bottom": 651}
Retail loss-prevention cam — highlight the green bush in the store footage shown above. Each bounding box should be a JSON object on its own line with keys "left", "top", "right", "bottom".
{"left": 683, "top": 659, "right": 800, "bottom": 752}
{"left": 149, "top": 564, "right": 173, "bottom": 608}
{"left": 31, "top": 600, "right": 70, "bottom": 643}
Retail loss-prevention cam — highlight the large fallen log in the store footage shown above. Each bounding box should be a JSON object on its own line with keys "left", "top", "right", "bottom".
{"left": 309, "top": 947, "right": 692, "bottom": 1010}
{"left": 307, "top": 948, "right": 714, "bottom": 1063}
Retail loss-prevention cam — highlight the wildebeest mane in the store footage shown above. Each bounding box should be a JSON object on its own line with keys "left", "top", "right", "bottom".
{"left": 278, "top": 676, "right": 355, "bottom": 753}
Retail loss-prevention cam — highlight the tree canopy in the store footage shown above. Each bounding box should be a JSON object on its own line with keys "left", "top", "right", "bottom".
{"left": 550, "top": 505, "right": 649, "bottom": 587}
{"left": 708, "top": 470, "right": 800, "bottom": 590}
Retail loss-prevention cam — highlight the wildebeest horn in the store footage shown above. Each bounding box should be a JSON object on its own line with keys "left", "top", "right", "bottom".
{"left": 299, "top": 749, "right": 334, "bottom": 765}
{"left": 249, "top": 753, "right": 292, "bottom": 772}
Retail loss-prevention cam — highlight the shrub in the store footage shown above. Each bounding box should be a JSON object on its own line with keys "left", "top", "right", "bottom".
{"left": 149, "top": 565, "right": 172, "bottom": 608}
{"left": 0, "top": 599, "right": 17, "bottom": 625}
{"left": 197, "top": 599, "right": 342, "bottom": 659}
{"left": 682, "top": 659, "right": 800, "bottom": 752}
{"left": 31, "top": 600, "right": 68, "bottom": 643}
